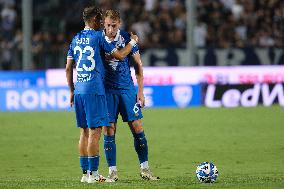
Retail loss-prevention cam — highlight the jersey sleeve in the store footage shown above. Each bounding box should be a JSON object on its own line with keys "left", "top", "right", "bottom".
{"left": 67, "top": 42, "right": 73, "bottom": 59}
{"left": 131, "top": 44, "right": 140, "bottom": 56}
{"left": 99, "top": 34, "right": 117, "bottom": 54}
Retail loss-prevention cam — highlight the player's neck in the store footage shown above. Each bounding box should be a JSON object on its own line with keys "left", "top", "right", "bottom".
{"left": 107, "top": 32, "right": 118, "bottom": 41}
{"left": 85, "top": 23, "right": 99, "bottom": 30}
{"left": 108, "top": 36, "right": 115, "bottom": 41}
{"left": 84, "top": 25, "right": 92, "bottom": 30}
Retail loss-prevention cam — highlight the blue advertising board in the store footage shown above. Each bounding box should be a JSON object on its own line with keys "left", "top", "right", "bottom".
{"left": 0, "top": 84, "right": 201, "bottom": 112}
{"left": 0, "top": 87, "right": 70, "bottom": 112}
{"left": 143, "top": 85, "right": 201, "bottom": 108}
{"left": 0, "top": 71, "right": 46, "bottom": 88}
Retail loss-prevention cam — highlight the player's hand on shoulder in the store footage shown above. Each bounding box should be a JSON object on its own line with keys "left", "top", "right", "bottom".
{"left": 130, "top": 32, "right": 138, "bottom": 43}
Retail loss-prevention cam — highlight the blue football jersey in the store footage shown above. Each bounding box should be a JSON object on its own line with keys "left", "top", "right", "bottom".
{"left": 103, "top": 29, "right": 139, "bottom": 92}
{"left": 67, "top": 28, "right": 116, "bottom": 95}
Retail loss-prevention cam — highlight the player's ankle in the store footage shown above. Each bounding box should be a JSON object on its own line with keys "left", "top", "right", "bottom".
{"left": 90, "top": 170, "right": 99, "bottom": 177}
{"left": 140, "top": 161, "right": 149, "bottom": 169}
{"left": 109, "top": 166, "right": 117, "bottom": 174}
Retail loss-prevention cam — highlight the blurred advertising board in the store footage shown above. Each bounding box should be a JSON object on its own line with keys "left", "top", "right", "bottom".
{"left": 45, "top": 66, "right": 284, "bottom": 87}
{"left": 130, "top": 66, "right": 284, "bottom": 85}
{"left": 1, "top": 66, "right": 284, "bottom": 89}
{"left": 0, "top": 87, "right": 70, "bottom": 112}
{"left": 203, "top": 83, "right": 284, "bottom": 108}
{"left": 0, "top": 85, "right": 201, "bottom": 111}
{"left": 0, "top": 71, "right": 46, "bottom": 88}
{"left": 143, "top": 85, "right": 201, "bottom": 108}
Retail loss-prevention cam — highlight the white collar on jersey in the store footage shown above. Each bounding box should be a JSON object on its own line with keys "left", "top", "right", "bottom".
{"left": 104, "top": 29, "right": 120, "bottom": 43}
{"left": 84, "top": 27, "right": 94, "bottom": 30}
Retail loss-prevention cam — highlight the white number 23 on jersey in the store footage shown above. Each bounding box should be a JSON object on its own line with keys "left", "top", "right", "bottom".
{"left": 74, "top": 46, "right": 96, "bottom": 71}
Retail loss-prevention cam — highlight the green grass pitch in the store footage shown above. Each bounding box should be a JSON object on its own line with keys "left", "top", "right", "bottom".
{"left": 0, "top": 106, "right": 284, "bottom": 189}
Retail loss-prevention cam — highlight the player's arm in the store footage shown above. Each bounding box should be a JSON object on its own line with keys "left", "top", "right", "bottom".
{"left": 111, "top": 33, "right": 138, "bottom": 60}
{"left": 132, "top": 52, "right": 145, "bottom": 107}
{"left": 66, "top": 58, "right": 75, "bottom": 107}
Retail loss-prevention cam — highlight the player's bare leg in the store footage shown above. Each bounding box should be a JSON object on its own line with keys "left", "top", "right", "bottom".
{"left": 79, "top": 128, "right": 89, "bottom": 155}
{"left": 79, "top": 128, "right": 89, "bottom": 182}
{"left": 104, "top": 124, "right": 118, "bottom": 181}
{"left": 88, "top": 127, "right": 101, "bottom": 157}
{"left": 128, "top": 120, "right": 160, "bottom": 181}
{"left": 87, "top": 127, "right": 114, "bottom": 183}
{"left": 104, "top": 123, "right": 116, "bottom": 135}
{"left": 128, "top": 119, "right": 143, "bottom": 133}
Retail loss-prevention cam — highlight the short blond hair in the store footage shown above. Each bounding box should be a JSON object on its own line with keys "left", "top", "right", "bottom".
{"left": 104, "top": 9, "right": 121, "bottom": 21}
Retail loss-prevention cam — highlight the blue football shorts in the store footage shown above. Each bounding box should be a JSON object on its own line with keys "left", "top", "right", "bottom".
{"left": 74, "top": 94, "right": 110, "bottom": 128}
{"left": 106, "top": 91, "right": 143, "bottom": 123}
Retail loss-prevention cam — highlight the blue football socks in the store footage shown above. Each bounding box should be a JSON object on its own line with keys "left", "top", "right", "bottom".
{"left": 88, "top": 155, "right": 100, "bottom": 173}
{"left": 80, "top": 156, "right": 88, "bottom": 174}
{"left": 104, "top": 135, "right": 116, "bottom": 167}
{"left": 133, "top": 131, "right": 148, "bottom": 164}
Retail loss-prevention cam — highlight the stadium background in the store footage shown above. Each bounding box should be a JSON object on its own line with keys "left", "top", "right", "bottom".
{"left": 0, "top": 0, "right": 284, "bottom": 188}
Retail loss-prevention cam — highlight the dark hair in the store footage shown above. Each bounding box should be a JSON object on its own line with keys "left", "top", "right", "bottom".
{"left": 83, "top": 6, "right": 102, "bottom": 22}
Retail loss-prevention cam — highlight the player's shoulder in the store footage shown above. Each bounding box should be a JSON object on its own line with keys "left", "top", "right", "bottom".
{"left": 119, "top": 30, "right": 131, "bottom": 39}
{"left": 85, "top": 29, "right": 104, "bottom": 38}
{"left": 70, "top": 29, "right": 104, "bottom": 47}
{"left": 76, "top": 29, "right": 104, "bottom": 38}
{"left": 71, "top": 31, "right": 81, "bottom": 41}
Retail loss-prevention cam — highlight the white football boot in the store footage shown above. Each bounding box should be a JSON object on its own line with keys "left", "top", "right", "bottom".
{"left": 80, "top": 174, "right": 88, "bottom": 183}
{"left": 108, "top": 170, "right": 118, "bottom": 181}
{"left": 87, "top": 174, "right": 115, "bottom": 183}
{"left": 140, "top": 168, "right": 160, "bottom": 181}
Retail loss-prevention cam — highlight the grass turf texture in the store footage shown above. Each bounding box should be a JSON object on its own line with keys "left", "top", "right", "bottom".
{"left": 0, "top": 106, "right": 283, "bottom": 189}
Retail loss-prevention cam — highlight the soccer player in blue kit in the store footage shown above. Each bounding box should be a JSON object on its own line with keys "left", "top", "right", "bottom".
{"left": 66, "top": 6, "right": 138, "bottom": 183}
{"left": 102, "top": 10, "right": 159, "bottom": 181}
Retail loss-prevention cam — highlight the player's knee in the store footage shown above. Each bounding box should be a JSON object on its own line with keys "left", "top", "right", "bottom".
{"left": 80, "top": 128, "right": 89, "bottom": 138}
{"left": 129, "top": 120, "right": 143, "bottom": 134}
{"left": 89, "top": 127, "right": 102, "bottom": 140}
{"left": 104, "top": 124, "right": 116, "bottom": 136}
{"left": 134, "top": 127, "right": 143, "bottom": 134}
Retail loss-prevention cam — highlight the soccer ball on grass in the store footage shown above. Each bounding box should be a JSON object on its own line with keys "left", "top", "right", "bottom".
{"left": 196, "top": 162, "right": 218, "bottom": 183}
